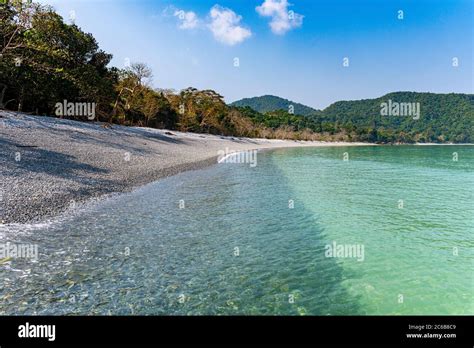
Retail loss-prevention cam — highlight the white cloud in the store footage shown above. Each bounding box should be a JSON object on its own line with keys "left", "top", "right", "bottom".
{"left": 208, "top": 5, "right": 252, "bottom": 46}
{"left": 164, "top": 4, "right": 251, "bottom": 45}
{"left": 256, "top": 0, "right": 303, "bottom": 35}
{"left": 173, "top": 9, "right": 199, "bottom": 30}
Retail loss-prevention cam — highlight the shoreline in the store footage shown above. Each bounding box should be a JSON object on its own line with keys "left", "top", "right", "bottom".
{"left": 1, "top": 111, "right": 470, "bottom": 225}
{"left": 0, "top": 111, "right": 370, "bottom": 225}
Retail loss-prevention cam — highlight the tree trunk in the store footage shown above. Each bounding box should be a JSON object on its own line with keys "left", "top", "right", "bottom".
{"left": 17, "top": 86, "right": 24, "bottom": 112}
{"left": 0, "top": 84, "right": 8, "bottom": 109}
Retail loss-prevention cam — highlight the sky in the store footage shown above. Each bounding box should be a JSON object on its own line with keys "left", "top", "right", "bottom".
{"left": 40, "top": 0, "right": 473, "bottom": 109}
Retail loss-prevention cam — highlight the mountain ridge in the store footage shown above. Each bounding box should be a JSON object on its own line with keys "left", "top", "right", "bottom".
{"left": 232, "top": 92, "right": 474, "bottom": 115}
{"left": 231, "top": 92, "right": 474, "bottom": 143}
{"left": 230, "top": 95, "right": 319, "bottom": 116}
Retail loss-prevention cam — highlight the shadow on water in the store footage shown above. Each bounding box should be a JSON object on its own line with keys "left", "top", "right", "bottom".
{"left": 0, "top": 147, "right": 363, "bottom": 315}
{"left": 221, "top": 148, "right": 364, "bottom": 315}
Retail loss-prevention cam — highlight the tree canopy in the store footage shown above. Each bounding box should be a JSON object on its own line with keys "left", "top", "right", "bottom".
{"left": 1, "top": 0, "right": 472, "bottom": 143}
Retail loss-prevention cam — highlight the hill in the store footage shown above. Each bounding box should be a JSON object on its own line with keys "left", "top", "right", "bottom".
{"left": 315, "top": 92, "right": 474, "bottom": 143}
{"left": 230, "top": 95, "right": 319, "bottom": 116}
{"left": 232, "top": 92, "right": 473, "bottom": 143}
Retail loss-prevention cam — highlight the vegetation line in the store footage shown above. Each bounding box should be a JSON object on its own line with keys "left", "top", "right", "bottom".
{"left": 1, "top": 1, "right": 472, "bottom": 143}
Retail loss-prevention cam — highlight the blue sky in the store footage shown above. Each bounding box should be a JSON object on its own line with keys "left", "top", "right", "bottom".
{"left": 41, "top": 0, "right": 473, "bottom": 109}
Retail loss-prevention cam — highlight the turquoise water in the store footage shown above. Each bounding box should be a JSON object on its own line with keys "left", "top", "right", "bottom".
{"left": 0, "top": 146, "right": 473, "bottom": 315}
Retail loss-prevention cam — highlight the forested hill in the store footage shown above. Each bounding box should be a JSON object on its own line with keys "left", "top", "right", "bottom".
{"left": 314, "top": 92, "right": 474, "bottom": 143}
{"left": 1, "top": 1, "right": 472, "bottom": 143}
{"left": 231, "top": 95, "right": 319, "bottom": 116}
{"left": 232, "top": 92, "right": 473, "bottom": 143}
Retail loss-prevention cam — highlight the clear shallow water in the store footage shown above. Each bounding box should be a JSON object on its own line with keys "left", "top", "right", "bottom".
{"left": 0, "top": 146, "right": 473, "bottom": 315}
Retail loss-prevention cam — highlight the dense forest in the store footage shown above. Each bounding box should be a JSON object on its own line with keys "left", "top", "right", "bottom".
{"left": 231, "top": 95, "right": 318, "bottom": 116}
{"left": 1, "top": 1, "right": 472, "bottom": 143}
{"left": 235, "top": 93, "right": 474, "bottom": 143}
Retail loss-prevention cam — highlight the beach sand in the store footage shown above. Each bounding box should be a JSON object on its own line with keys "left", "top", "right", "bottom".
{"left": 0, "top": 111, "right": 368, "bottom": 224}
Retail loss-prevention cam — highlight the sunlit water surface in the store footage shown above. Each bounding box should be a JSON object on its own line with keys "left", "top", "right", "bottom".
{"left": 0, "top": 146, "right": 472, "bottom": 315}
